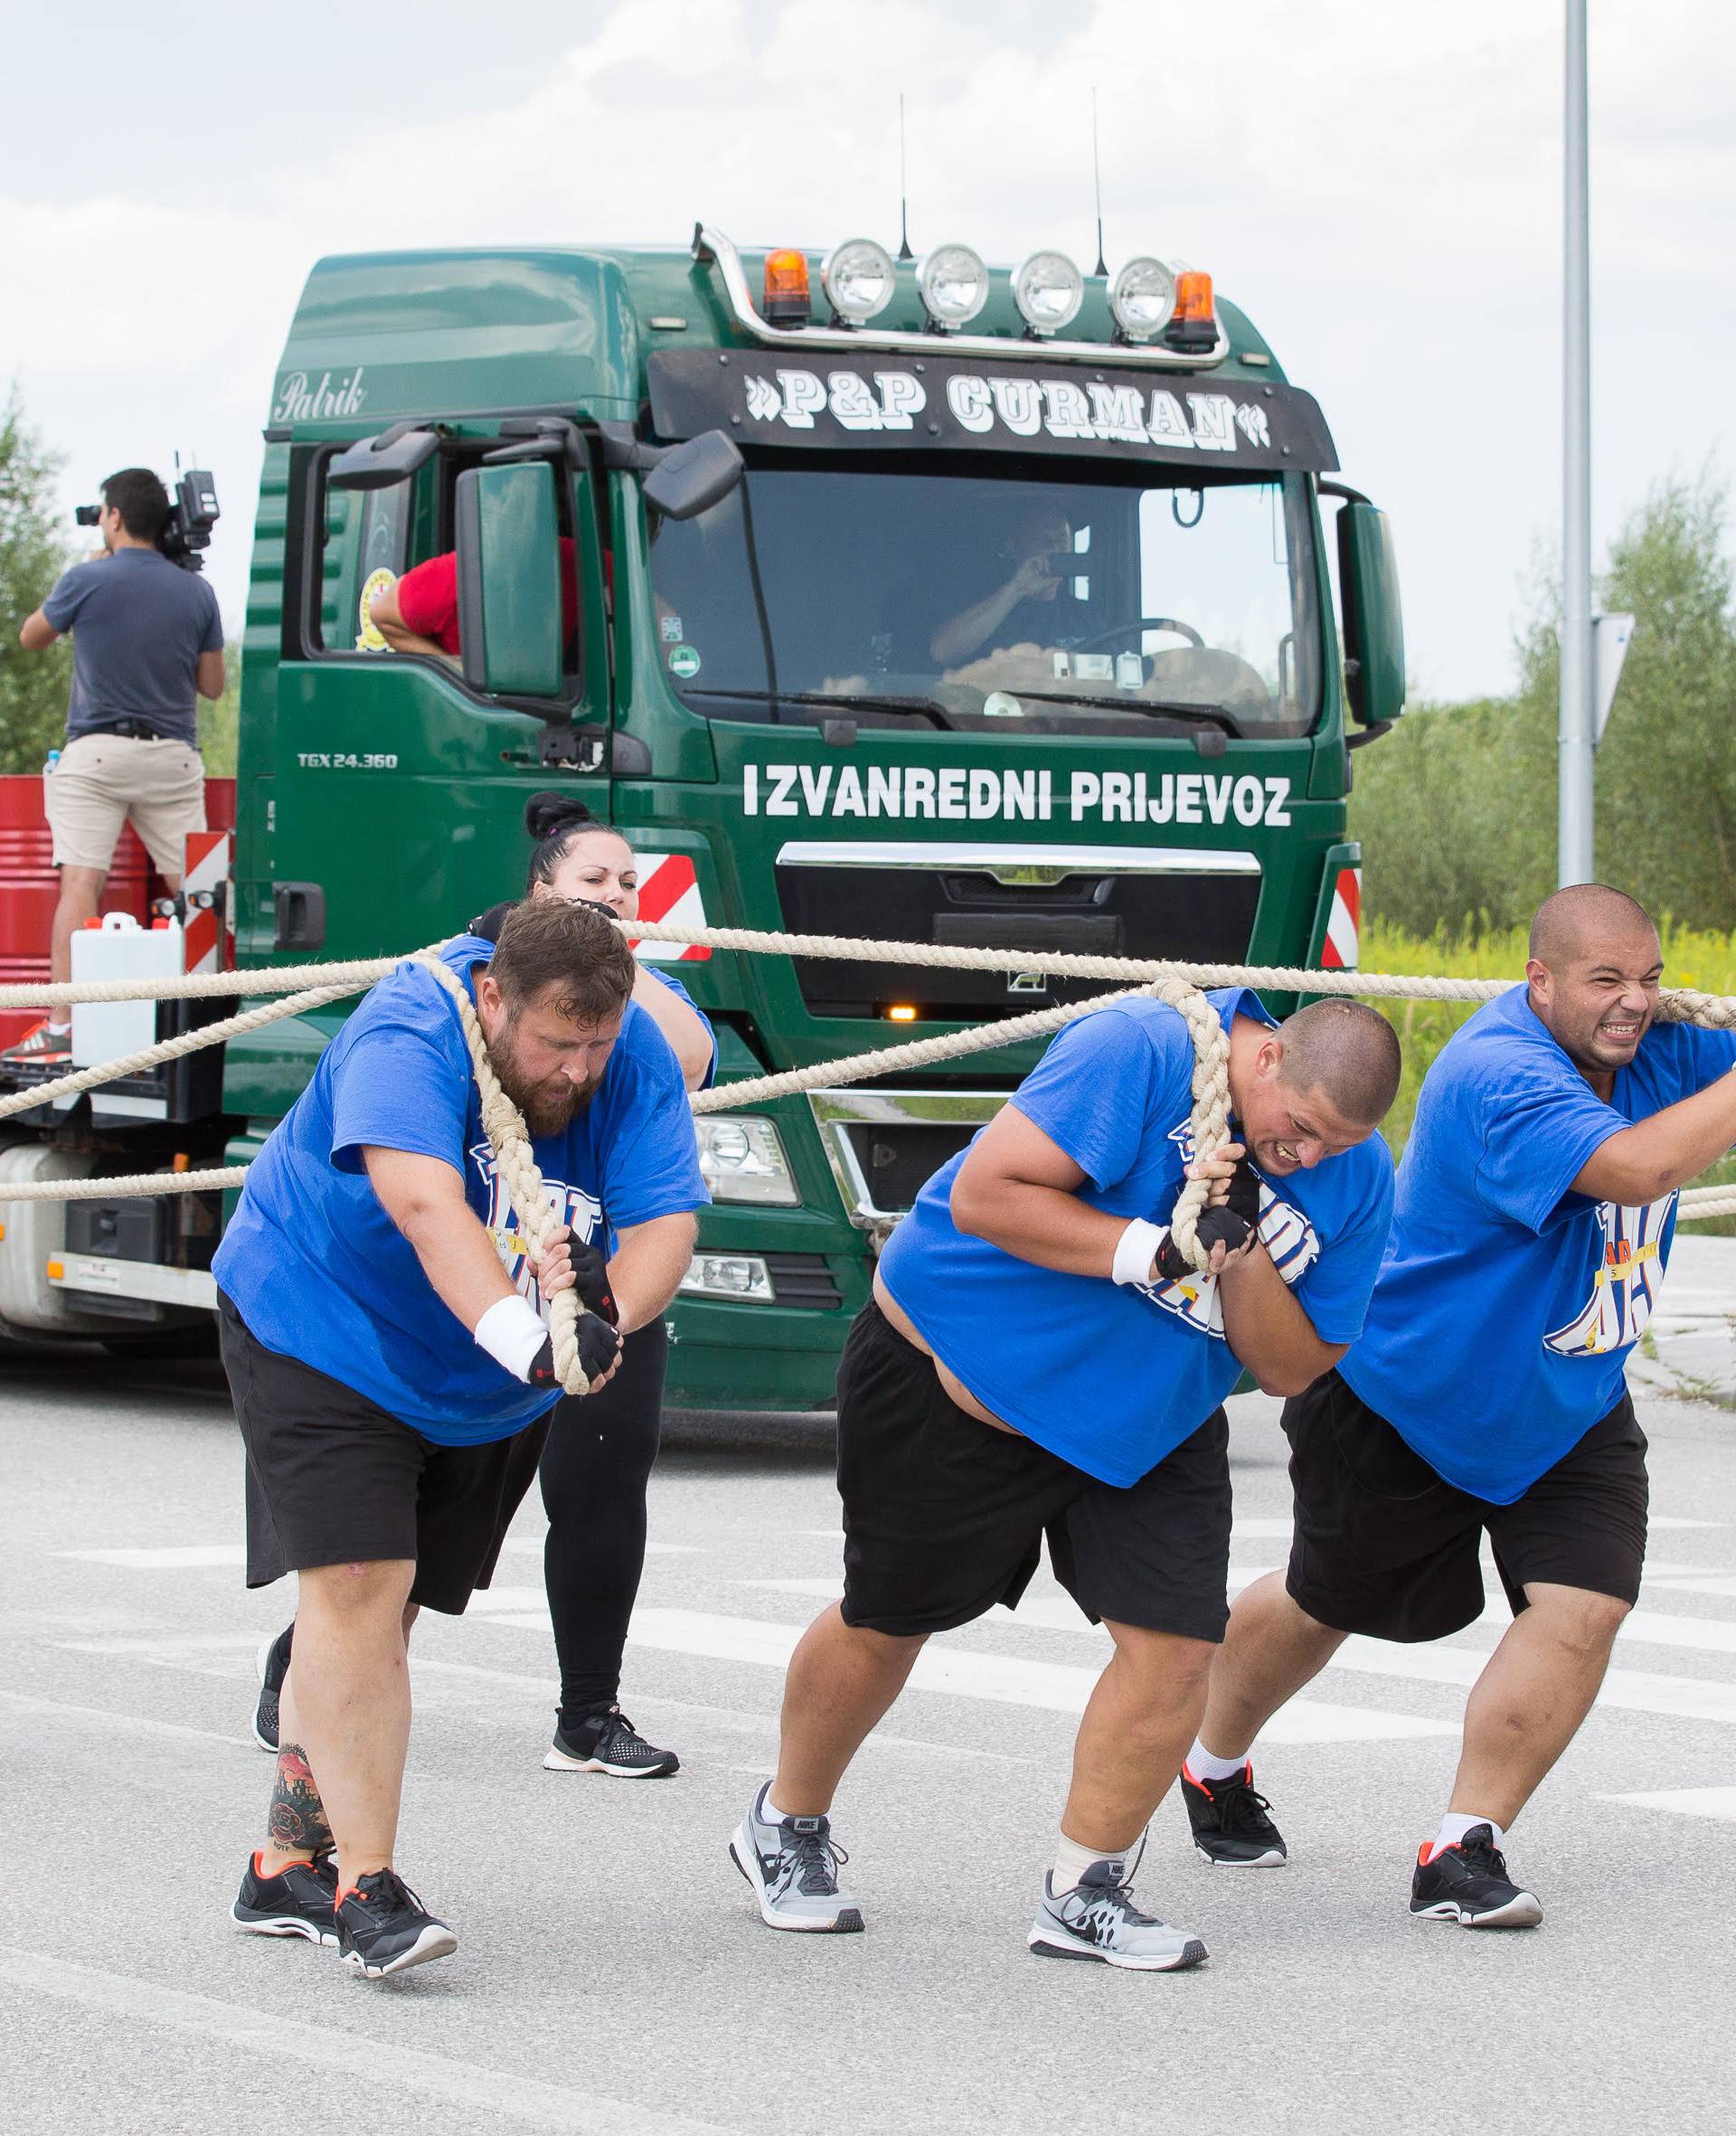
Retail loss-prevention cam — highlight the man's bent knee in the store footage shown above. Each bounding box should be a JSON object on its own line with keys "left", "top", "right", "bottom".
{"left": 1103, "top": 1621, "right": 1218, "bottom": 1695}
{"left": 1524, "top": 1581, "right": 1631, "bottom": 1657}
{"left": 297, "top": 1558, "right": 417, "bottom": 1621}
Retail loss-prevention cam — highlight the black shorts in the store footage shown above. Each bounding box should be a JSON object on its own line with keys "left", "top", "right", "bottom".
{"left": 836, "top": 1300, "right": 1232, "bottom": 1643}
{"left": 1282, "top": 1367, "right": 1648, "bottom": 1642}
{"left": 219, "top": 1290, "right": 550, "bottom": 1616}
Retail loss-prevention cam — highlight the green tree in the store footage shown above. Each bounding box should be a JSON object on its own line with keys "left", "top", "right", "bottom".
{"left": 1352, "top": 470, "right": 1736, "bottom": 936}
{"left": 0, "top": 388, "right": 73, "bottom": 773}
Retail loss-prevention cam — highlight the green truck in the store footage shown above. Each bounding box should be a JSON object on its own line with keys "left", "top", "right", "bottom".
{"left": 0, "top": 225, "right": 1403, "bottom": 1404}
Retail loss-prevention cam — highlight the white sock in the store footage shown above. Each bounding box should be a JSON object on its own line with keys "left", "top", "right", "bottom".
{"left": 1052, "top": 1829, "right": 1127, "bottom": 1894}
{"left": 1184, "top": 1738, "right": 1249, "bottom": 1783}
{"left": 48, "top": 1020, "right": 71, "bottom": 1035}
{"left": 1429, "top": 1811, "right": 1504, "bottom": 1860}
{"left": 761, "top": 1791, "right": 797, "bottom": 1825}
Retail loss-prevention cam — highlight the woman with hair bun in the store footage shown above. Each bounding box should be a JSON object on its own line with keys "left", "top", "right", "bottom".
{"left": 474, "top": 793, "right": 714, "bottom": 1776}
{"left": 250, "top": 796, "right": 713, "bottom": 1782}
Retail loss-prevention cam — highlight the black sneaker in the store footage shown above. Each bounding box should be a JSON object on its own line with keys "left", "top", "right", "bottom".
{"left": 231, "top": 1850, "right": 339, "bottom": 1945}
{"left": 252, "top": 1623, "right": 294, "bottom": 1753}
{"left": 542, "top": 1706, "right": 679, "bottom": 1779}
{"left": 1410, "top": 1827, "right": 1543, "bottom": 1929}
{"left": 335, "top": 1868, "right": 458, "bottom": 1978}
{"left": 1182, "top": 1761, "right": 1288, "bottom": 1867}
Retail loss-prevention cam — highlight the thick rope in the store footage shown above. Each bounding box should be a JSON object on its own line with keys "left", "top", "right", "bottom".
{"left": 410, "top": 952, "right": 590, "bottom": 1396}
{"left": 7, "top": 922, "right": 1734, "bottom": 1025}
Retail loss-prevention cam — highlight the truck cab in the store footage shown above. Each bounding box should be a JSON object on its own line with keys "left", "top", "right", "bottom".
{"left": 2, "top": 224, "right": 1404, "bottom": 1395}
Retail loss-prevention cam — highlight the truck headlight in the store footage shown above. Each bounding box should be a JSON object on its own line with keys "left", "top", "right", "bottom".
{"left": 1013, "top": 250, "right": 1084, "bottom": 336}
{"left": 1109, "top": 256, "right": 1176, "bottom": 342}
{"left": 918, "top": 242, "right": 989, "bottom": 329}
{"left": 680, "top": 1252, "right": 775, "bottom": 1302}
{"left": 695, "top": 1115, "right": 801, "bottom": 1205}
{"left": 822, "top": 238, "right": 897, "bottom": 324}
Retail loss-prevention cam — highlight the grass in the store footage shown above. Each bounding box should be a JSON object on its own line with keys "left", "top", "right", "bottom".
{"left": 1360, "top": 920, "right": 1736, "bottom": 1229}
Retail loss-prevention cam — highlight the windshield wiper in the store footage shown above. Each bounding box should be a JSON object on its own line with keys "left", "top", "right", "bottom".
{"left": 681, "top": 687, "right": 951, "bottom": 730}
{"left": 1010, "top": 690, "right": 1241, "bottom": 737}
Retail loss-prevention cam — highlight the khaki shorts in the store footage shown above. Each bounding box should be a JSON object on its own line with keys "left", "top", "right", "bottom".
{"left": 46, "top": 732, "right": 205, "bottom": 878}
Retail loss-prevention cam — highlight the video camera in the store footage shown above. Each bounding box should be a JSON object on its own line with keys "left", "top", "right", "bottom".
{"left": 75, "top": 467, "right": 220, "bottom": 572}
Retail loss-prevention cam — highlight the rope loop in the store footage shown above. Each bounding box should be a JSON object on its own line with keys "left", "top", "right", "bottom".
{"left": 412, "top": 951, "right": 590, "bottom": 1397}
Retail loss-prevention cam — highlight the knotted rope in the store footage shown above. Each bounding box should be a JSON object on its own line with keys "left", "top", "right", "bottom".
{"left": 410, "top": 952, "right": 590, "bottom": 1397}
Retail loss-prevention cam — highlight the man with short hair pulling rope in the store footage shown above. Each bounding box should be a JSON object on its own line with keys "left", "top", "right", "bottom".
{"left": 1183, "top": 885, "right": 1736, "bottom": 1929}
{"left": 731, "top": 987, "right": 1400, "bottom": 1971}
{"left": 213, "top": 899, "right": 705, "bottom": 1977}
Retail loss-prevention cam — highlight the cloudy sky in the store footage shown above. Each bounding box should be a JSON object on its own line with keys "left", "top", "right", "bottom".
{"left": 4, "top": 0, "right": 1730, "bottom": 702}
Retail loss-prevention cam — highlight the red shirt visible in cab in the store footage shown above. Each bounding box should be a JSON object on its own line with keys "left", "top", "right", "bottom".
{"left": 393, "top": 538, "right": 580, "bottom": 656}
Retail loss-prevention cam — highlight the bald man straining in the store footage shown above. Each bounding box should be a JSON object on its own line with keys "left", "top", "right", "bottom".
{"left": 1183, "top": 886, "right": 1736, "bottom": 1927}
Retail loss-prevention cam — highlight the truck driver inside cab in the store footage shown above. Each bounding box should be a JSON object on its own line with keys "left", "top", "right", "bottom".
{"left": 917, "top": 506, "right": 1075, "bottom": 669}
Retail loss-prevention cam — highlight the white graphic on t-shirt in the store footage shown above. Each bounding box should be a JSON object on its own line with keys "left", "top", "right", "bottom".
{"left": 467, "top": 1140, "right": 602, "bottom": 1317}
{"left": 1543, "top": 1193, "right": 1675, "bottom": 1357}
{"left": 1132, "top": 1123, "right": 1320, "bottom": 1338}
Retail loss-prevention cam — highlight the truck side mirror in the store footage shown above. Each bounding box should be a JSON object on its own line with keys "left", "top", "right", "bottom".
{"left": 454, "top": 462, "right": 565, "bottom": 699}
{"left": 1336, "top": 500, "right": 1405, "bottom": 728}
{"left": 643, "top": 430, "right": 744, "bottom": 522}
{"left": 328, "top": 425, "right": 440, "bottom": 491}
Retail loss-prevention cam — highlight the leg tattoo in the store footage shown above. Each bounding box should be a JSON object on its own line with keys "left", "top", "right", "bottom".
{"left": 268, "top": 1742, "right": 334, "bottom": 1858}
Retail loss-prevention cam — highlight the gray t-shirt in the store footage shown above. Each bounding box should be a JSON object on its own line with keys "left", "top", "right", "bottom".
{"left": 42, "top": 548, "right": 224, "bottom": 744}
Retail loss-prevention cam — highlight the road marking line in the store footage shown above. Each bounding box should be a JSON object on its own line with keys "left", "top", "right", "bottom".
{"left": 0, "top": 1688, "right": 253, "bottom": 1752}
{"left": 621, "top": 1608, "right": 1455, "bottom": 1744}
{"left": 1643, "top": 1574, "right": 1736, "bottom": 1598}
{"left": 1602, "top": 1786, "right": 1736, "bottom": 1821}
{"left": 0, "top": 1949, "right": 735, "bottom": 2136}
{"left": 52, "top": 1544, "right": 246, "bottom": 1569}
{"left": 1329, "top": 1639, "right": 1736, "bottom": 1725}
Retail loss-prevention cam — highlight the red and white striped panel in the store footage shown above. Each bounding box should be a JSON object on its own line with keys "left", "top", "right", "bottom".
{"left": 626, "top": 853, "right": 711, "bottom": 963}
{"left": 181, "top": 830, "right": 233, "bottom": 974}
{"left": 1320, "top": 865, "right": 1362, "bottom": 970}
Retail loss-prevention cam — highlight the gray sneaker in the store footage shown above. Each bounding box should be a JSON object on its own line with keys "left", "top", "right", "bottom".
{"left": 730, "top": 1783, "right": 863, "bottom": 1933}
{"left": 1028, "top": 1850, "right": 1207, "bottom": 1972}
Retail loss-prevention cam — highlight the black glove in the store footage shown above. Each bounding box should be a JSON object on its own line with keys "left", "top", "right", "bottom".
{"left": 1149, "top": 1201, "right": 1252, "bottom": 1283}
{"left": 525, "top": 1313, "right": 622, "bottom": 1390}
{"left": 569, "top": 1239, "right": 619, "bottom": 1327}
{"left": 1224, "top": 1150, "right": 1263, "bottom": 1233}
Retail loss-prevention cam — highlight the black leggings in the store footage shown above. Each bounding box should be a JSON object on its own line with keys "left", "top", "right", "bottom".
{"left": 539, "top": 1315, "right": 667, "bottom": 1730}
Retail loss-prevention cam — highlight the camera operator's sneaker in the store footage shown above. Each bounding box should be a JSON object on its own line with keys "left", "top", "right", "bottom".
{"left": 1182, "top": 1760, "right": 1288, "bottom": 1867}
{"left": 2, "top": 1022, "right": 71, "bottom": 1065}
{"left": 335, "top": 1869, "right": 458, "bottom": 1978}
{"left": 1410, "top": 1826, "right": 1543, "bottom": 1929}
{"left": 252, "top": 1623, "right": 294, "bottom": 1753}
{"left": 730, "top": 1783, "right": 863, "bottom": 1933}
{"left": 231, "top": 1850, "right": 339, "bottom": 1945}
{"left": 1028, "top": 1854, "right": 1207, "bottom": 1972}
{"left": 543, "top": 1706, "right": 679, "bottom": 1779}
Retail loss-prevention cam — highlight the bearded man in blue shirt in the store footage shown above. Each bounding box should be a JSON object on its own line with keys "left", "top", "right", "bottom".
{"left": 1184, "top": 884, "right": 1736, "bottom": 1930}
{"left": 730, "top": 988, "right": 1401, "bottom": 1971}
{"left": 212, "top": 897, "right": 705, "bottom": 1977}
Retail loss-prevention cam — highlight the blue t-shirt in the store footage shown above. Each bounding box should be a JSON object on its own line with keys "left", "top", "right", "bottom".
{"left": 878, "top": 990, "right": 1395, "bottom": 1487}
{"left": 213, "top": 935, "right": 709, "bottom": 1444}
{"left": 42, "top": 548, "right": 224, "bottom": 742}
{"left": 1343, "top": 985, "right": 1736, "bottom": 1502}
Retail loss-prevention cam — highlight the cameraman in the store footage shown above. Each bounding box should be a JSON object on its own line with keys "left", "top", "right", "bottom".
{"left": 8, "top": 468, "right": 225, "bottom": 1064}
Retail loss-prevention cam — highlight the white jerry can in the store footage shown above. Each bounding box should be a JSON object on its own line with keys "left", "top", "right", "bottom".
{"left": 71, "top": 913, "right": 185, "bottom": 1071}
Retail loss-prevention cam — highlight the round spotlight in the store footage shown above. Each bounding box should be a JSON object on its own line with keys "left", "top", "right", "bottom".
{"left": 822, "top": 237, "right": 897, "bottom": 325}
{"left": 1109, "top": 255, "right": 1177, "bottom": 342}
{"left": 1013, "top": 250, "right": 1084, "bottom": 336}
{"left": 917, "top": 242, "right": 989, "bottom": 330}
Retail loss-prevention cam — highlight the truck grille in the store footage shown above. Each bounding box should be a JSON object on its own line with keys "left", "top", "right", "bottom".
{"left": 774, "top": 846, "right": 1260, "bottom": 1019}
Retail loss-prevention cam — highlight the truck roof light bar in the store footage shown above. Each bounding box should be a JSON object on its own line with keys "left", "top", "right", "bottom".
{"left": 693, "top": 224, "right": 1229, "bottom": 371}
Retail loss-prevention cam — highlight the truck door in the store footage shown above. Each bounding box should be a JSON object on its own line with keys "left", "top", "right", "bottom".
{"left": 254, "top": 427, "right": 610, "bottom": 965}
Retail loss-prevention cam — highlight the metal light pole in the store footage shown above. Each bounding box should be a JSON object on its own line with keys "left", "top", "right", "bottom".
{"left": 1559, "top": 0, "right": 1595, "bottom": 885}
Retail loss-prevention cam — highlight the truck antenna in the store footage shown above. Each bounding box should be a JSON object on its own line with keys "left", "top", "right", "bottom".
{"left": 897, "top": 93, "right": 913, "bottom": 261}
{"left": 1091, "top": 89, "right": 1108, "bottom": 278}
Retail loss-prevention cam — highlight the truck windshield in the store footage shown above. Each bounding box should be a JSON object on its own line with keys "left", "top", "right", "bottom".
{"left": 647, "top": 460, "right": 1321, "bottom": 740}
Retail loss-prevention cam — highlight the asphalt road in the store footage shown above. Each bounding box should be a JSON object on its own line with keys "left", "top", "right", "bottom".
{"left": 5, "top": 1258, "right": 1736, "bottom": 2136}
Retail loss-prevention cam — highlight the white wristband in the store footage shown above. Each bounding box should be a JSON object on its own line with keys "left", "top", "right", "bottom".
{"left": 1112, "top": 1218, "right": 1166, "bottom": 1287}
{"left": 473, "top": 1292, "right": 549, "bottom": 1383}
